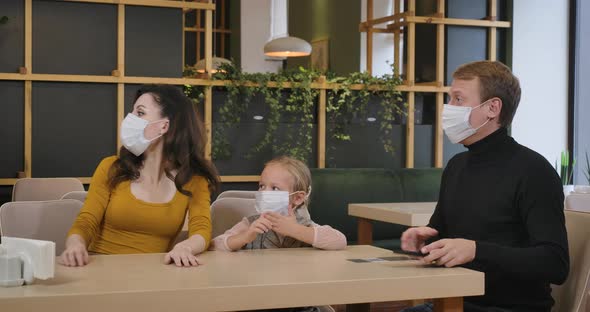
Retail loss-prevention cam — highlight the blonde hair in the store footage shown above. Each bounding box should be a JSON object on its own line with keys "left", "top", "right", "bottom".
{"left": 264, "top": 156, "right": 312, "bottom": 208}
{"left": 453, "top": 61, "right": 521, "bottom": 127}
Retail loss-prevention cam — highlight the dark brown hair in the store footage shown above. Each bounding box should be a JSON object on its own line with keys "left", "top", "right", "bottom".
{"left": 453, "top": 61, "right": 521, "bottom": 127}
{"left": 109, "top": 84, "right": 220, "bottom": 196}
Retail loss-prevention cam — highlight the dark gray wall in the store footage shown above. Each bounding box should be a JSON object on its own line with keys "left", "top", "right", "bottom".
{"left": 125, "top": 6, "right": 182, "bottom": 77}
{"left": 0, "top": 1, "right": 183, "bottom": 186}
{"left": 0, "top": 1, "right": 25, "bottom": 204}
{"left": 32, "top": 1, "right": 117, "bottom": 75}
{"left": 32, "top": 82, "right": 117, "bottom": 177}
{"left": 228, "top": 0, "right": 241, "bottom": 65}
{"left": 0, "top": 81, "right": 24, "bottom": 178}
{"left": 0, "top": 1, "right": 24, "bottom": 73}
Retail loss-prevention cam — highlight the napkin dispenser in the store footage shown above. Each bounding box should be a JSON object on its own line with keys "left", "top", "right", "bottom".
{"left": 0, "top": 237, "right": 55, "bottom": 287}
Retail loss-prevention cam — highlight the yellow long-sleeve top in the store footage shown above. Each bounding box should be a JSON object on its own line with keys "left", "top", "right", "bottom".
{"left": 67, "top": 156, "right": 212, "bottom": 254}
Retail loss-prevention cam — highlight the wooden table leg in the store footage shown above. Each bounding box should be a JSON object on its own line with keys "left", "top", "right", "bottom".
{"left": 434, "top": 297, "right": 463, "bottom": 312}
{"left": 346, "top": 303, "right": 370, "bottom": 312}
{"left": 357, "top": 217, "right": 373, "bottom": 245}
{"left": 411, "top": 299, "right": 425, "bottom": 306}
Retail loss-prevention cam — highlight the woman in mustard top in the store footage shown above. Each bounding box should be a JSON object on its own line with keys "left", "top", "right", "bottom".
{"left": 59, "top": 84, "right": 220, "bottom": 267}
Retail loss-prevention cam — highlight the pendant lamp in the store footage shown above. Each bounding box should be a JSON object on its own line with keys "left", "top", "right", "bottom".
{"left": 194, "top": 56, "right": 232, "bottom": 74}
{"left": 263, "top": 36, "right": 312, "bottom": 57}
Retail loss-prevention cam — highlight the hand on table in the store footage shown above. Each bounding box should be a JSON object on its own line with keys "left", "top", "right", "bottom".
{"left": 401, "top": 226, "right": 438, "bottom": 253}
{"left": 421, "top": 238, "right": 476, "bottom": 267}
{"left": 165, "top": 244, "right": 202, "bottom": 267}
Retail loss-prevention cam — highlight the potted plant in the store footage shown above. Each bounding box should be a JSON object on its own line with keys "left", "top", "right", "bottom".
{"left": 573, "top": 151, "right": 590, "bottom": 194}
{"left": 556, "top": 150, "right": 575, "bottom": 196}
{"left": 585, "top": 151, "right": 590, "bottom": 185}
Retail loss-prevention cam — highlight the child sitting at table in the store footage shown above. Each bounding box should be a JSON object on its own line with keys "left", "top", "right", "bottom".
{"left": 211, "top": 156, "right": 346, "bottom": 251}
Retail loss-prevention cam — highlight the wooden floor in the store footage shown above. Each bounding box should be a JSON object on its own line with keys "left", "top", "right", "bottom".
{"left": 333, "top": 300, "right": 412, "bottom": 312}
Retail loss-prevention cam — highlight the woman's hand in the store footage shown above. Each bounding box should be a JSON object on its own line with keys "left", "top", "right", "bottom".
{"left": 165, "top": 244, "right": 201, "bottom": 267}
{"left": 58, "top": 234, "right": 89, "bottom": 267}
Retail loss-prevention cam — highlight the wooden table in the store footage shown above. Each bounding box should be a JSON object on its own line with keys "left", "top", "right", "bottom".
{"left": 349, "top": 202, "right": 437, "bottom": 245}
{"left": 0, "top": 246, "right": 483, "bottom": 312}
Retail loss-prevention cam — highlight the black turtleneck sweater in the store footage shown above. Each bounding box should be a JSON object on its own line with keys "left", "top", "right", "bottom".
{"left": 429, "top": 127, "right": 569, "bottom": 312}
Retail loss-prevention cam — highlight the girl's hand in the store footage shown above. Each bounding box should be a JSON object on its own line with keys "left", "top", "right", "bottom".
{"left": 265, "top": 210, "right": 300, "bottom": 237}
{"left": 247, "top": 214, "right": 273, "bottom": 237}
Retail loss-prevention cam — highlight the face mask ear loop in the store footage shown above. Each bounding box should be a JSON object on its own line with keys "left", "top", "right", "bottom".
{"left": 474, "top": 117, "right": 491, "bottom": 131}
{"left": 472, "top": 99, "right": 494, "bottom": 130}
{"left": 144, "top": 119, "right": 169, "bottom": 142}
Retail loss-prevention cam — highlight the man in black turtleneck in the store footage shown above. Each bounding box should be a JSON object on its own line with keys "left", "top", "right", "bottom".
{"left": 401, "top": 61, "right": 569, "bottom": 312}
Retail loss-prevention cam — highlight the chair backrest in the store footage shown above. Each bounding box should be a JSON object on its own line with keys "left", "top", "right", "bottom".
{"left": 211, "top": 197, "right": 256, "bottom": 238}
{"left": 0, "top": 199, "right": 83, "bottom": 255}
{"left": 552, "top": 210, "right": 590, "bottom": 312}
{"left": 216, "top": 190, "right": 256, "bottom": 200}
{"left": 60, "top": 190, "right": 88, "bottom": 203}
{"left": 12, "top": 178, "right": 85, "bottom": 201}
{"left": 566, "top": 193, "right": 590, "bottom": 213}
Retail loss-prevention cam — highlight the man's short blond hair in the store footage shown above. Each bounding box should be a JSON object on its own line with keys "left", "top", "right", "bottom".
{"left": 453, "top": 61, "right": 521, "bottom": 127}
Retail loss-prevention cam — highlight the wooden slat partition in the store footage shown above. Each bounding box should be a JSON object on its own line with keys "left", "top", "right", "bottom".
{"left": 360, "top": 0, "right": 510, "bottom": 169}
{"left": 0, "top": 0, "right": 216, "bottom": 185}
{"left": 405, "top": 0, "right": 416, "bottom": 168}
{"left": 366, "top": 0, "right": 374, "bottom": 75}
{"left": 488, "top": 0, "right": 498, "bottom": 61}
{"left": 317, "top": 76, "right": 327, "bottom": 168}
{"left": 0, "top": 0, "right": 511, "bottom": 186}
{"left": 23, "top": 0, "right": 33, "bottom": 178}
{"left": 434, "top": 0, "right": 445, "bottom": 168}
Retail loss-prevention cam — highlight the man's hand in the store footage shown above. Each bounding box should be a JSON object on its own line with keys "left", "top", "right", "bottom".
{"left": 401, "top": 226, "right": 439, "bottom": 252}
{"left": 422, "top": 238, "right": 476, "bottom": 267}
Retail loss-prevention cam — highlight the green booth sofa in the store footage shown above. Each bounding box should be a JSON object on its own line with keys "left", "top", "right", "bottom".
{"left": 308, "top": 168, "right": 442, "bottom": 250}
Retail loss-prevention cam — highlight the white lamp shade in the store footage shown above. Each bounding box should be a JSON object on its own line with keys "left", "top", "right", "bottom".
{"left": 194, "top": 57, "right": 232, "bottom": 73}
{"left": 264, "top": 36, "right": 312, "bottom": 57}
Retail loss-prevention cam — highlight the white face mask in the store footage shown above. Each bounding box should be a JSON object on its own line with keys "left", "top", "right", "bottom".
{"left": 442, "top": 100, "right": 491, "bottom": 144}
{"left": 255, "top": 191, "right": 305, "bottom": 216}
{"left": 120, "top": 113, "right": 166, "bottom": 156}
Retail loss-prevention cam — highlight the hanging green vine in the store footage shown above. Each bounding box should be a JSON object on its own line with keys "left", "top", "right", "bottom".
{"left": 183, "top": 62, "right": 404, "bottom": 162}
{"left": 272, "top": 67, "right": 320, "bottom": 161}
{"left": 326, "top": 63, "right": 405, "bottom": 155}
